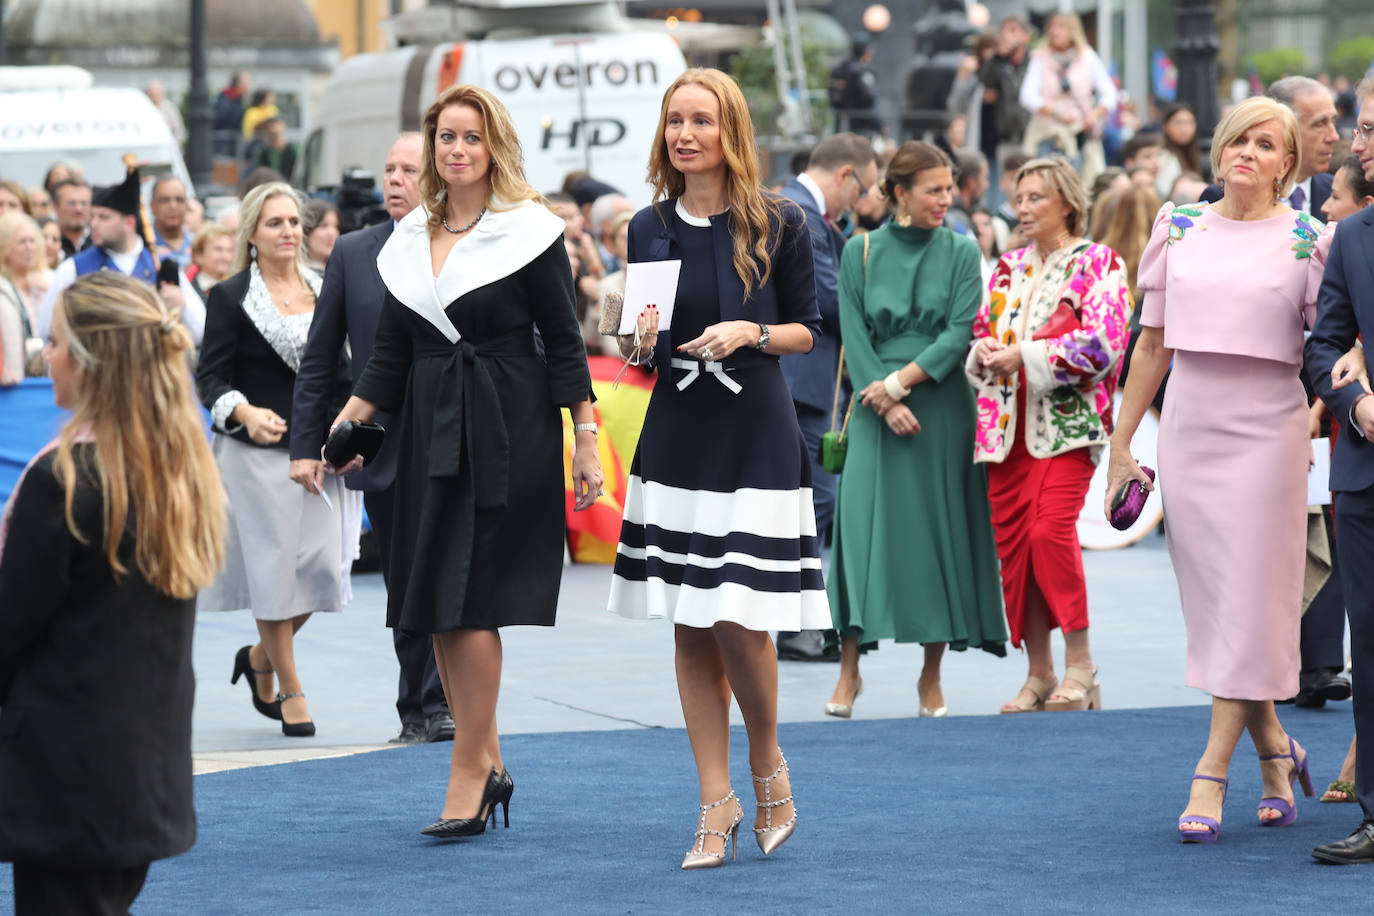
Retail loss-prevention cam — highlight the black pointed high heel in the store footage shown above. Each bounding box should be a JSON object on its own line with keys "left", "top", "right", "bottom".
{"left": 230, "top": 645, "right": 281, "bottom": 721}
{"left": 277, "top": 691, "right": 316, "bottom": 737}
{"left": 421, "top": 768, "right": 505, "bottom": 838}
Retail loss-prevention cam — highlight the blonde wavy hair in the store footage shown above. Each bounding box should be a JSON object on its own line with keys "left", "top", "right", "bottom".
{"left": 233, "top": 181, "right": 306, "bottom": 274}
{"left": 51, "top": 272, "right": 226, "bottom": 599}
{"left": 1044, "top": 12, "right": 1089, "bottom": 53}
{"left": 0, "top": 210, "right": 42, "bottom": 281}
{"left": 419, "top": 84, "right": 541, "bottom": 229}
{"left": 647, "top": 68, "right": 781, "bottom": 297}
{"left": 1210, "top": 97, "right": 1302, "bottom": 200}
{"left": 1016, "top": 156, "right": 1090, "bottom": 236}
{"left": 1090, "top": 184, "right": 1161, "bottom": 303}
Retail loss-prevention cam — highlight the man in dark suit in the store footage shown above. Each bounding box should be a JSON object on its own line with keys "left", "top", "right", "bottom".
{"left": 1304, "top": 85, "right": 1374, "bottom": 864}
{"left": 290, "top": 134, "right": 453, "bottom": 744}
{"left": 1203, "top": 75, "right": 1345, "bottom": 706}
{"left": 775, "top": 133, "right": 878, "bottom": 661}
{"left": 1201, "top": 75, "right": 1337, "bottom": 215}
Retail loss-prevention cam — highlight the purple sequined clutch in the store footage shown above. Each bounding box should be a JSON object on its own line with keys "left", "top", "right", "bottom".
{"left": 1109, "top": 466, "right": 1156, "bottom": 531}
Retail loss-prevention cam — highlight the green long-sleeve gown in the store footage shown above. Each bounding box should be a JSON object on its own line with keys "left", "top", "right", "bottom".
{"left": 827, "top": 223, "right": 1007, "bottom": 654}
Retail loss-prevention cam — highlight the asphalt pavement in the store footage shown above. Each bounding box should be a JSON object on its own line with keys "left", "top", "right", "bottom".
{"left": 192, "top": 530, "right": 1226, "bottom": 773}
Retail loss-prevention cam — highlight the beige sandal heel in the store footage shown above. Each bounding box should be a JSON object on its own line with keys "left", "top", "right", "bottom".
{"left": 1044, "top": 666, "right": 1102, "bottom": 712}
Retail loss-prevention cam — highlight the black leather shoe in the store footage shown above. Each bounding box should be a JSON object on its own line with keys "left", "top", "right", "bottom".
{"left": 230, "top": 645, "right": 282, "bottom": 721}
{"left": 1313, "top": 821, "right": 1374, "bottom": 864}
{"left": 420, "top": 769, "right": 503, "bottom": 838}
{"left": 1295, "top": 669, "right": 1353, "bottom": 709}
{"left": 776, "top": 630, "right": 839, "bottom": 662}
{"left": 426, "top": 712, "right": 456, "bottom": 743}
{"left": 389, "top": 722, "right": 426, "bottom": 745}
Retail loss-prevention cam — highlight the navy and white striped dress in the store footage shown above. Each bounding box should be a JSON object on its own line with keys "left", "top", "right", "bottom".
{"left": 608, "top": 201, "right": 832, "bottom": 631}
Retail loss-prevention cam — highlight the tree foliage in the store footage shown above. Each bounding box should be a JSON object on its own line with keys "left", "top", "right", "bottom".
{"left": 1328, "top": 37, "right": 1374, "bottom": 83}
{"left": 730, "top": 38, "right": 832, "bottom": 136}
{"left": 1245, "top": 48, "right": 1307, "bottom": 86}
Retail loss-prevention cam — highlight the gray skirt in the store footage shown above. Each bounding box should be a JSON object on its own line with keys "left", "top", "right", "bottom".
{"left": 198, "top": 435, "right": 360, "bottom": 620}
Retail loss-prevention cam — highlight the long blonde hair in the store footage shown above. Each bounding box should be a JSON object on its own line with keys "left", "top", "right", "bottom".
{"left": 233, "top": 181, "right": 306, "bottom": 274}
{"left": 647, "top": 68, "right": 781, "bottom": 298}
{"left": 418, "top": 84, "right": 541, "bottom": 229}
{"left": 1090, "top": 184, "right": 1161, "bottom": 303}
{"left": 52, "top": 272, "right": 226, "bottom": 598}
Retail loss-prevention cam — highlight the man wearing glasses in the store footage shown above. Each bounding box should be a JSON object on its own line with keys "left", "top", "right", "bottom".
{"left": 775, "top": 133, "right": 879, "bottom": 662}
{"left": 1305, "top": 81, "right": 1374, "bottom": 865}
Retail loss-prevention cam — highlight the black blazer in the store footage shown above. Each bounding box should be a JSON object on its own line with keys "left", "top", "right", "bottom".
{"left": 1200, "top": 171, "right": 1331, "bottom": 215}
{"left": 1305, "top": 205, "right": 1374, "bottom": 492}
{"left": 197, "top": 268, "right": 349, "bottom": 449}
{"left": 290, "top": 221, "right": 398, "bottom": 491}
{"left": 0, "top": 448, "right": 195, "bottom": 867}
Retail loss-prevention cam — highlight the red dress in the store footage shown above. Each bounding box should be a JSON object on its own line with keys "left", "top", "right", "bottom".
{"left": 985, "top": 384, "right": 1094, "bottom": 648}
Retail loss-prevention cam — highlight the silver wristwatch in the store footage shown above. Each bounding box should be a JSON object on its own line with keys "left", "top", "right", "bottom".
{"left": 756, "top": 322, "right": 770, "bottom": 350}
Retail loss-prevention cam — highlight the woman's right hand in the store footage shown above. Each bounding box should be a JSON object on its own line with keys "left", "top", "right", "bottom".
{"left": 1103, "top": 441, "right": 1153, "bottom": 518}
{"left": 618, "top": 306, "right": 658, "bottom": 360}
{"left": 234, "top": 404, "right": 287, "bottom": 445}
{"left": 289, "top": 458, "right": 325, "bottom": 493}
{"left": 0, "top": 368, "right": 20, "bottom": 387}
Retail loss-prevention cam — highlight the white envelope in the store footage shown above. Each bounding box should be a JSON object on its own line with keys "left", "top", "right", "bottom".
{"left": 618, "top": 260, "right": 682, "bottom": 334}
{"left": 1308, "top": 437, "right": 1332, "bottom": 507}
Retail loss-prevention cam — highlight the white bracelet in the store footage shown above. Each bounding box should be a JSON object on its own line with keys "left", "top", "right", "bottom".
{"left": 883, "top": 371, "right": 911, "bottom": 401}
{"left": 573, "top": 423, "right": 598, "bottom": 435}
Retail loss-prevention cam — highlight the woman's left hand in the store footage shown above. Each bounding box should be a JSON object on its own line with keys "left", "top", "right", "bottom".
{"left": 981, "top": 341, "right": 1023, "bottom": 376}
{"left": 677, "top": 321, "right": 759, "bottom": 362}
{"left": 571, "top": 438, "right": 605, "bottom": 512}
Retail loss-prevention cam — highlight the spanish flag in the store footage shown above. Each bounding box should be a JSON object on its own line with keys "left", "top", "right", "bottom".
{"left": 563, "top": 356, "right": 656, "bottom": 563}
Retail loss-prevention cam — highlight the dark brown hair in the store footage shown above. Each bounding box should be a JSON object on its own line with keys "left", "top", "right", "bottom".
{"left": 880, "top": 141, "right": 952, "bottom": 202}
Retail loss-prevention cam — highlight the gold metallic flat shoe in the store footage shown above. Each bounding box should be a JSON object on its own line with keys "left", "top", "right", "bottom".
{"left": 824, "top": 677, "right": 863, "bottom": 718}
{"left": 681, "top": 790, "right": 744, "bottom": 870}
{"left": 752, "top": 753, "right": 796, "bottom": 856}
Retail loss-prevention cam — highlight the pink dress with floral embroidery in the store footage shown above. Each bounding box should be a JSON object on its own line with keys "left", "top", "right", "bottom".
{"left": 1137, "top": 201, "right": 1326, "bottom": 700}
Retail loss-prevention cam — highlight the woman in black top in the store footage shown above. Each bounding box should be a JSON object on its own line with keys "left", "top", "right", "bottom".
{"left": 196, "top": 181, "right": 355, "bottom": 737}
{"left": 0, "top": 272, "right": 226, "bottom": 915}
{"left": 333, "top": 84, "right": 602, "bottom": 837}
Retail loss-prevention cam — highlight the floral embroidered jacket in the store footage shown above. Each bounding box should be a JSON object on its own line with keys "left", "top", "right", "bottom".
{"left": 964, "top": 241, "right": 1131, "bottom": 463}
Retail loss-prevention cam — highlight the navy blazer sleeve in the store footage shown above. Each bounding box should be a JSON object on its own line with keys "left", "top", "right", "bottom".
{"left": 772, "top": 200, "right": 821, "bottom": 345}
{"left": 290, "top": 244, "right": 350, "bottom": 461}
{"left": 1305, "top": 221, "right": 1362, "bottom": 428}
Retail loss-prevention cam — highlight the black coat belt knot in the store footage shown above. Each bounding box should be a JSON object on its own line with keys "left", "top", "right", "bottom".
{"left": 425, "top": 330, "right": 534, "bottom": 508}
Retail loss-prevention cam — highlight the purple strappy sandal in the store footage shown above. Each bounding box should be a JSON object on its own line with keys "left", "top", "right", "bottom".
{"left": 1258, "top": 736, "right": 1314, "bottom": 827}
{"left": 1179, "top": 774, "right": 1228, "bottom": 844}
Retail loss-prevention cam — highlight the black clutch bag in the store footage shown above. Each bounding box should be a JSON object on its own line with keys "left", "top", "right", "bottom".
{"left": 324, "top": 420, "right": 385, "bottom": 467}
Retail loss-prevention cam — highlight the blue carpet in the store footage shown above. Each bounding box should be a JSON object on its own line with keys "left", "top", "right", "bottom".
{"left": 1, "top": 705, "right": 1369, "bottom": 914}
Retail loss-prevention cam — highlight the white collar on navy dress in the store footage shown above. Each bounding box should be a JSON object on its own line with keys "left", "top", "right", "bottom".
{"left": 376, "top": 198, "right": 566, "bottom": 343}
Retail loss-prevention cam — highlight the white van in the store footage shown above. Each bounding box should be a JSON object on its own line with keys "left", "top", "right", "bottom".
{"left": 302, "top": 32, "right": 686, "bottom": 205}
{"left": 0, "top": 70, "right": 194, "bottom": 194}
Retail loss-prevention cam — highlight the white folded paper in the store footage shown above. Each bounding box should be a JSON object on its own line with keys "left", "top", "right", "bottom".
{"left": 618, "top": 260, "right": 682, "bottom": 334}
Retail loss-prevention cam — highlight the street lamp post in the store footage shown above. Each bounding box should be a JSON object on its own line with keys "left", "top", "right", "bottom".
{"left": 1173, "top": 0, "right": 1221, "bottom": 159}
{"left": 186, "top": 0, "right": 213, "bottom": 192}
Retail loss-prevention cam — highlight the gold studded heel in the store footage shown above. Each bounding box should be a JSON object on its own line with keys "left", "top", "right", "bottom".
{"left": 681, "top": 790, "right": 744, "bottom": 870}
{"left": 752, "top": 754, "right": 796, "bottom": 856}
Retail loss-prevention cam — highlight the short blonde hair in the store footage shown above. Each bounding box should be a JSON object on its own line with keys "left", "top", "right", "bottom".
{"left": 0, "top": 210, "right": 42, "bottom": 280}
{"left": 1015, "top": 157, "right": 1090, "bottom": 236}
{"left": 1210, "top": 97, "right": 1302, "bottom": 199}
{"left": 190, "top": 223, "right": 234, "bottom": 260}
{"left": 233, "top": 181, "right": 305, "bottom": 273}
